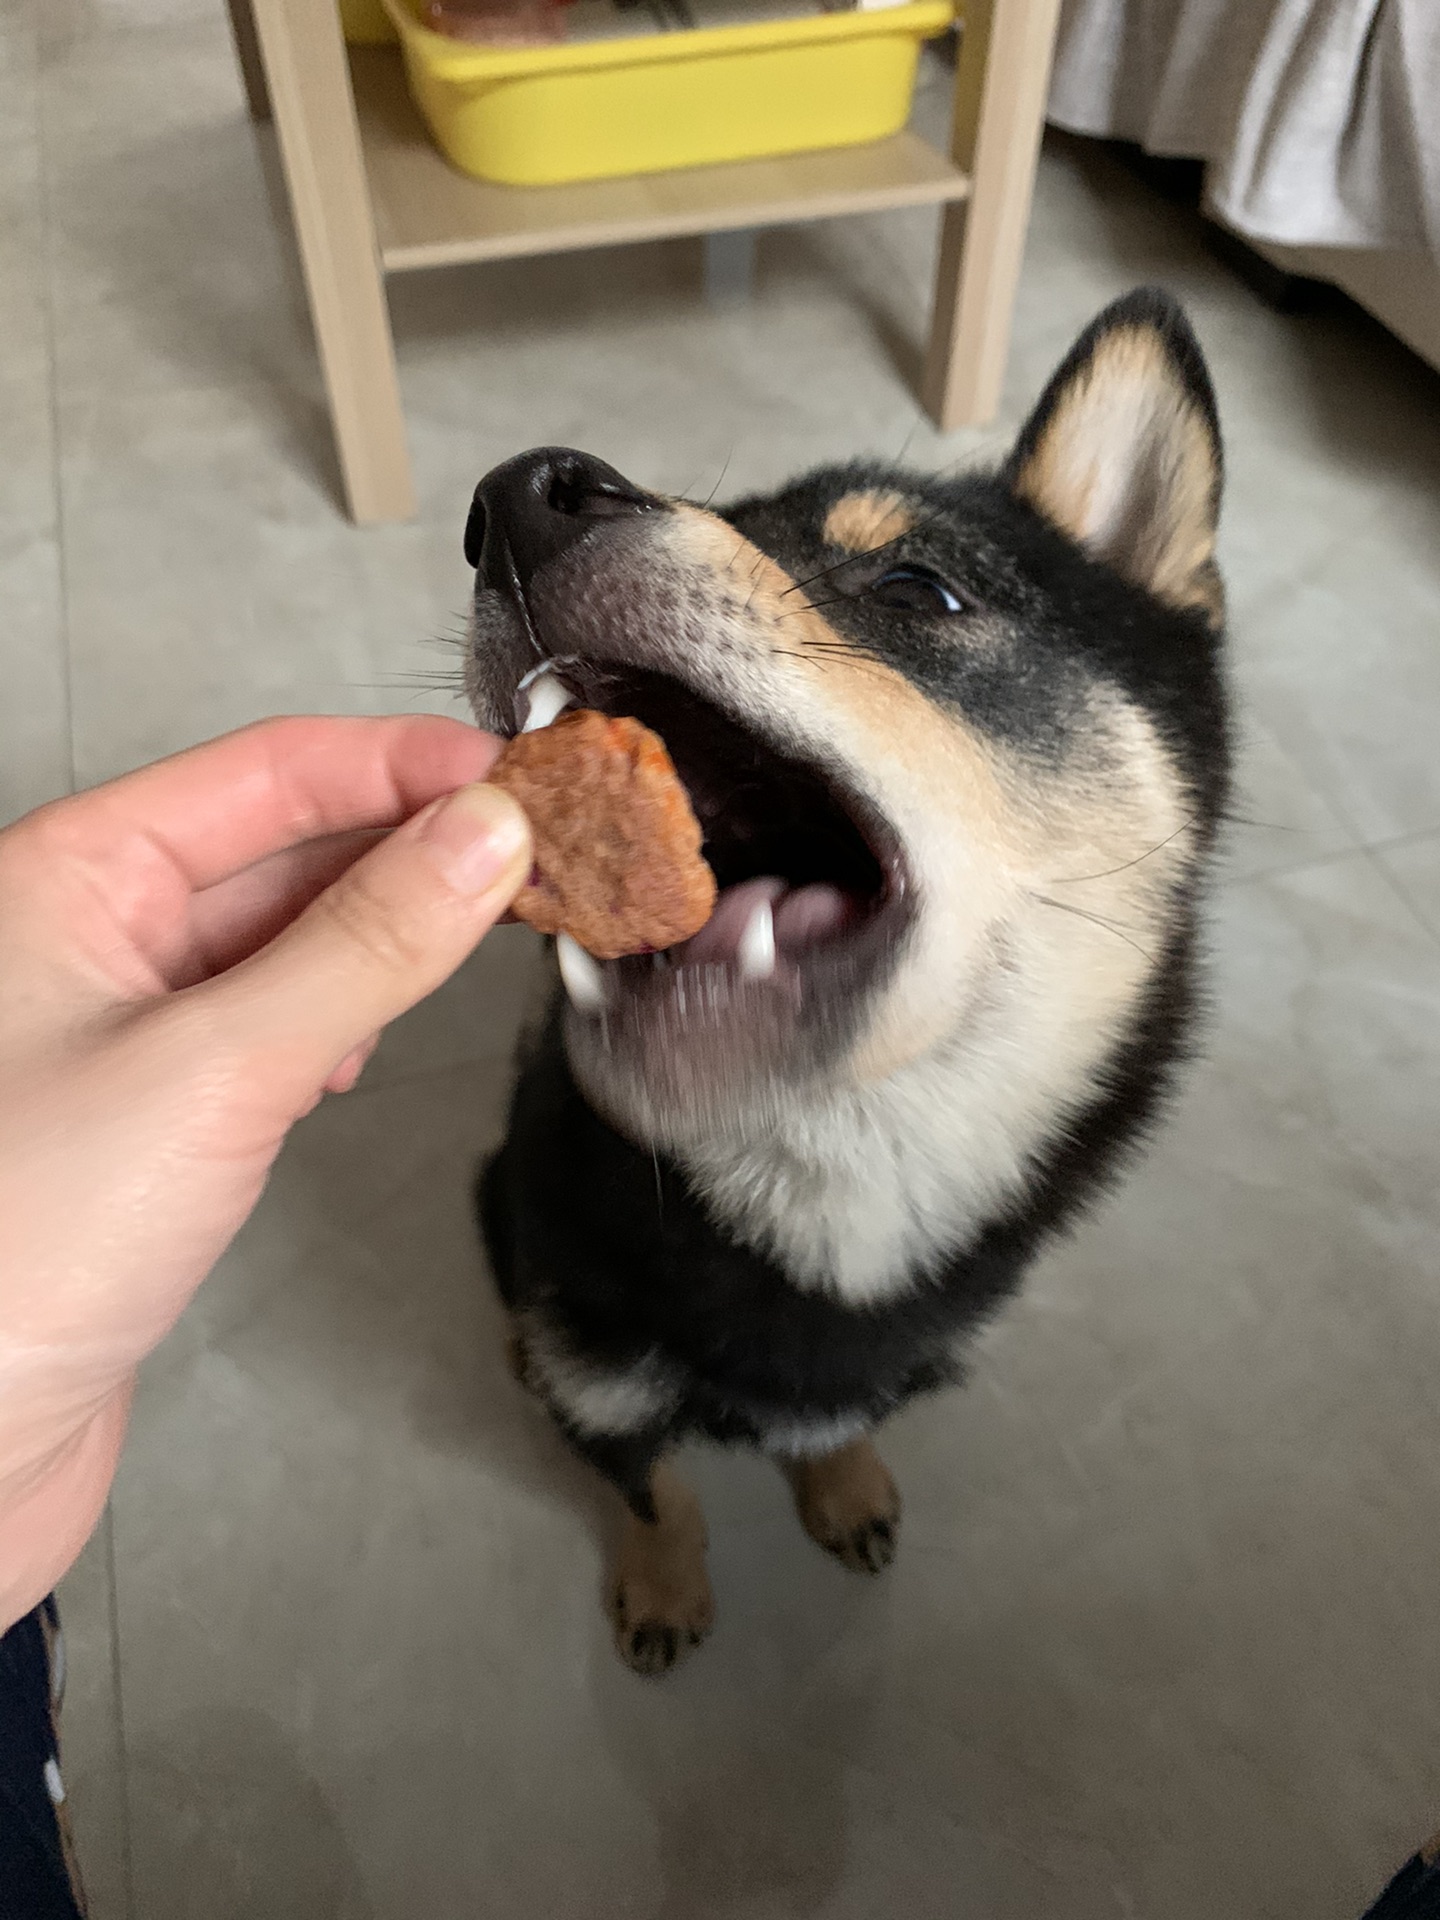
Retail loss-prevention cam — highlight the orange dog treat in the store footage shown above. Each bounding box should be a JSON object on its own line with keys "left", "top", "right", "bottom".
{"left": 489, "top": 709, "right": 716, "bottom": 960}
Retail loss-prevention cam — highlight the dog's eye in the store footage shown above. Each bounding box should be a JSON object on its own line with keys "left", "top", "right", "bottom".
{"left": 869, "top": 566, "right": 967, "bottom": 616}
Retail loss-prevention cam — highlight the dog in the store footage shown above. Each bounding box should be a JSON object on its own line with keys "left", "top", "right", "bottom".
{"left": 464, "top": 288, "right": 1231, "bottom": 1675}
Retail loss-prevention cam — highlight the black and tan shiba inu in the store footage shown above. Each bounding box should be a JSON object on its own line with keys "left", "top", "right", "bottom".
{"left": 465, "top": 288, "right": 1231, "bottom": 1675}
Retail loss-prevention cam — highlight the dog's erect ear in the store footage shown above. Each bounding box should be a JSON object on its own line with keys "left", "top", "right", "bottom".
{"left": 1005, "top": 288, "right": 1223, "bottom": 623}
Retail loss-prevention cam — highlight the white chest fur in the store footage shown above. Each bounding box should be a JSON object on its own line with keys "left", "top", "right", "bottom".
{"left": 673, "top": 960, "right": 1125, "bottom": 1307}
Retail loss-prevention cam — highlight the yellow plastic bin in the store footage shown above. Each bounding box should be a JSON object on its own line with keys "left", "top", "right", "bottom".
{"left": 340, "top": 0, "right": 398, "bottom": 42}
{"left": 379, "top": 0, "right": 955, "bottom": 187}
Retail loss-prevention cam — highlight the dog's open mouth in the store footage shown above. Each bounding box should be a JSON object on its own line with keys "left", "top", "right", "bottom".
{"left": 513, "top": 660, "right": 908, "bottom": 1016}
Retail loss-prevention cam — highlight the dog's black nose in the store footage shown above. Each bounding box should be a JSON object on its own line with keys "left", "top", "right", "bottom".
{"left": 465, "top": 447, "right": 656, "bottom": 593}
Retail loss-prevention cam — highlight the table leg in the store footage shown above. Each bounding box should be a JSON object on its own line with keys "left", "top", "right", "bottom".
{"left": 225, "top": 0, "right": 271, "bottom": 123}
{"left": 249, "top": 0, "right": 416, "bottom": 523}
{"left": 703, "top": 228, "right": 757, "bottom": 309}
{"left": 921, "top": 0, "right": 1062, "bottom": 430}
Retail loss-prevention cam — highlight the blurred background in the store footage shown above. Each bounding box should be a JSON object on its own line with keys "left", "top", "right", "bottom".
{"left": 4, "top": 2, "right": 1439, "bottom": 1916}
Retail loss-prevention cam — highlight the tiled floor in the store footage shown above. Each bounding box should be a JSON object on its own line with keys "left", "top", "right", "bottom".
{"left": 5, "top": 2, "right": 1440, "bottom": 1915}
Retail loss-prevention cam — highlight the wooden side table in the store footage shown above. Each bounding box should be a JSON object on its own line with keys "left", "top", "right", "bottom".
{"left": 230, "top": 0, "right": 1061, "bottom": 524}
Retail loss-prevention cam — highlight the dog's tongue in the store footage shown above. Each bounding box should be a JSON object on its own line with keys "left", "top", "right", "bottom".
{"left": 679, "top": 876, "right": 851, "bottom": 969}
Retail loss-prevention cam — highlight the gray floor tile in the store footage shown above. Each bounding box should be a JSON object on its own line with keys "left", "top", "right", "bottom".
{"left": 0, "top": 1, "right": 40, "bottom": 144}
{"left": 0, "top": 77, "right": 71, "bottom": 821}
{"left": 1210, "top": 303, "right": 1440, "bottom": 623}
{"left": 38, "top": 0, "right": 224, "bottom": 53}
{"left": 106, "top": 854, "right": 1440, "bottom": 1920}
{"left": 1371, "top": 832, "right": 1440, "bottom": 944}
{"left": 1232, "top": 502, "right": 1440, "bottom": 843}
{"left": 390, "top": 226, "right": 997, "bottom": 527}
{"left": 0, "top": 122, "right": 45, "bottom": 385}
{"left": 906, "top": 852, "right": 1440, "bottom": 1919}
{"left": 362, "top": 923, "right": 548, "bottom": 1093}
{"left": 37, "top": 13, "right": 316, "bottom": 406}
{"left": 110, "top": 1064, "right": 617, "bottom": 1920}
{"left": 1220, "top": 709, "right": 1357, "bottom": 883}
{"left": 56, "top": 1513, "right": 131, "bottom": 1920}
{"left": 57, "top": 381, "right": 471, "bottom": 785}
{"left": 0, "top": 373, "right": 71, "bottom": 822}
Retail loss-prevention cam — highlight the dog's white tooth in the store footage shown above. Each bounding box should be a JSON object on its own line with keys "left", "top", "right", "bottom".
{"left": 737, "top": 897, "right": 776, "bottom": 981}
{"left": 557, "top": 932, "right": 607, "bottom": 1012}
{"left": 521, "top": 670, "right": 571, "bottom": 733}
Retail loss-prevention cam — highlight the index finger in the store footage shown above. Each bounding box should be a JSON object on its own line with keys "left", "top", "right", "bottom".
{"left": 30, "top": 715, "right": 503, "bottom": 894}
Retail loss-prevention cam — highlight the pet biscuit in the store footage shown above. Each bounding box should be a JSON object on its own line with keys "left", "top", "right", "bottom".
{"left": 489, "top": 708, "right": 716, "bottom": 960}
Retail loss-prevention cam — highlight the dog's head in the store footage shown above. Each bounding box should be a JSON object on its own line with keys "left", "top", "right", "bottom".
{"left": 466, "top": 290, "right": 1230, "bottom": 1159}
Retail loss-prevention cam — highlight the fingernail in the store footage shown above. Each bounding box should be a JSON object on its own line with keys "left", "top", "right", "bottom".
{"left": 419, "top": 783, "right": 531, "bottom": 893}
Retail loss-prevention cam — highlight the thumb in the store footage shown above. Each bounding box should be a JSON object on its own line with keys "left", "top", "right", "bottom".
{"left": 194, "top": 781, "right": 531, "bottom": 1105}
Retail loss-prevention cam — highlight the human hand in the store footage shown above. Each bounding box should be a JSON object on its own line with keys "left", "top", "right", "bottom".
{"left": 0, "top": 716, "right": 531, "bottom": 1629}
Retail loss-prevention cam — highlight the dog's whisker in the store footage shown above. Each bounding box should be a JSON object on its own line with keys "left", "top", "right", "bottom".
{"left": 786, "top": 647, "right": 872, "bottom": 665}
{"left": 783, "top": 637, "right": 875, "bottom": 660}
{"left": 1046, "top": 814, "right": 1202, "bottom": 885}
{"left": 699, "top": 450, "right": 734, "bottom": 511}
{"left": 1218, "top": 808, "right": 1300, "bottom": 831}
{"left": 398, "top": 658, "right": 469, "bottom": 678}
{"left": 495, "top": 550, "right": 548, "bottom": 662}
{"left": 780, "top": 551, "right": 868, "bottom": 597}
{"left": 347, "top": 679, "right": 469, "bottom": 698}
{"left": 1031, "top": 893, "right": 1160, "bottom": 965}
{"left": 769, "top": 648, "right": 836, "bottom": 668}
{"left": 778, "top": 499, "right": 962, "bottom": 599}
{"left": 894, "top": 414, "right": 923, "bottom": 465}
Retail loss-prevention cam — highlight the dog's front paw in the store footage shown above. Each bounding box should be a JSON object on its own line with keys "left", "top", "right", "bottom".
{"left": 609, "top": 1468, "right": 715, "bottom": 1676}
{"left": 791, "top": 1438, "right": 901, "bottom": 1576}
{"left": 824, "top": 1511, "right": 899, "bottom": 1574}
{"left": 610, "top": 1568, "right": 715, "bottom": 1677}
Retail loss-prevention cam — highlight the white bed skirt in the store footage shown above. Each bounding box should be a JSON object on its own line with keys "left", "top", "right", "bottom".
{"left": 1048, "top": 0, "right": 1440, "bottom": 252}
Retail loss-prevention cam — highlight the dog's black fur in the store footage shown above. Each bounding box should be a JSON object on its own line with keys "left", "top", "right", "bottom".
{"left": 481, "top": 938, "right": 1198, "bottom": 1521}
{"left": 466, "top": 289, "right": 1232, "bottom": 1668}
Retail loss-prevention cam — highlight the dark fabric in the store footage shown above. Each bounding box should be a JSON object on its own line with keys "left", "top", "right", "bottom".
{"left": 0, "top": 1599, "right": 86, "bottom": 1920}
{"left": 1361, "top": 1837, "right": 1440, "bottom": 1920}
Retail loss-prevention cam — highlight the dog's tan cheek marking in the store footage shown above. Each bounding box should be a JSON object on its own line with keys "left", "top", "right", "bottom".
{"left": 664, "top": 506, "right": 1034, "bottom": 1075}
{"left": 666, "top": 504, "right": 808, "bottom": 610}
{"left": 667, "top": 508, "right": 1192, "bottom": 895}
{"left": 665, "top": 509, "right": 1014, "bottom": 835}
{"left": 822, "top": 490, "right": 914, "bottom": 554}
{"left": 858, "top": 682, "right": 1200, "bottom": 1083}
{"left": 610, "top": 1461, "right": 715, "bottom": 1677}
{"left": 788, "top": 1437, "right": 901, "bottom": 1574}
{"left": 831, "top": 676, "right": 1028, "bottom": 1077}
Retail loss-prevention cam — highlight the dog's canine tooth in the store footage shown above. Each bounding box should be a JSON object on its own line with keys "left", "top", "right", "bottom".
{"left": 737, "top": 898, "right": 777, "bottom": 981}
{"left": 558, "top": 932, "right": 607, "bottom": 1012}
{"left": 520, "top": 669, "right": 572, "bottom": 733}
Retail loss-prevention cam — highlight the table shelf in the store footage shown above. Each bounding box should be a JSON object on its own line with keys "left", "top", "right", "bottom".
{"left": 241, "top": 0, "right": 1060, "bottom": 521}
{"left": 351, "top": 47, "right": 971, "bottom": 274}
